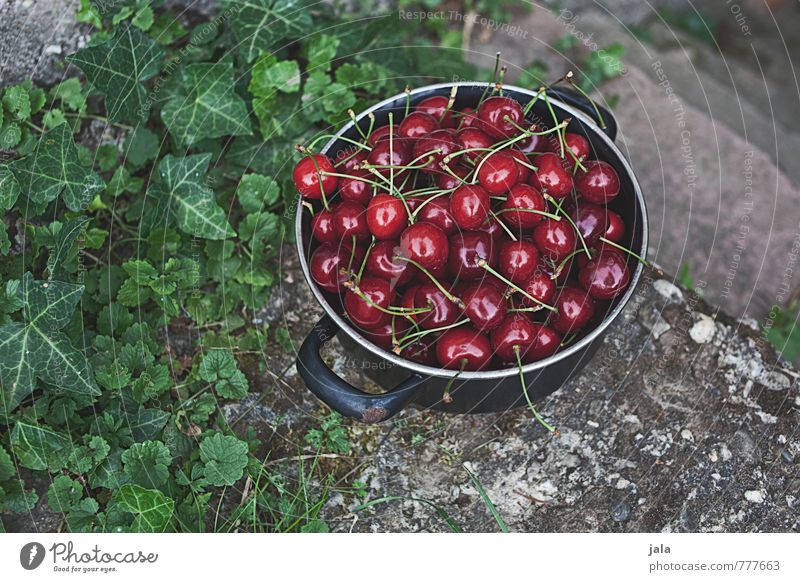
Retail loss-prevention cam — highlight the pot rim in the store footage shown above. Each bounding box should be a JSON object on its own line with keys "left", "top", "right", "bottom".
{"left": 295, "top": 81, "right": 649, "bottom": 380}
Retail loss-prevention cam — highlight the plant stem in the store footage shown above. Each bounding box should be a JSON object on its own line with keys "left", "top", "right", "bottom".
{"left": 514, "top": 347, "right": 557, "bottom": 433}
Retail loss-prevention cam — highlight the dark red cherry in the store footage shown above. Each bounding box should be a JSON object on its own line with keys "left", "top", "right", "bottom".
{"left": 334, "top": 201, "right": 370, "bottom": 240}
{"left": 399, "top": 222, "right": 449, "bottom": 271}
{"left": 366, "top": 193, "right": 408, "bottom": 240}
{"left": 436, "top": 327, "right": 492, "bottom": 370}
{"left": 517, "top": 124, "right": 552, "bottom": 155}
{"left": 309, "top": 244, "right": 350, "bottom": 292}
{"left": 334, "top": 147, "right": 368, "bottom": 172}
{"left": 521, "top": 270, "right": 556, "bottom": 307}
{"left": 339, "top": 169, "right": 374, "bottom": 205}
{"left": 506, "top": 148, "right": 531, "bottom": 182}
{"left": 457, "top": 107, "right": 479, "bottom": 128}
{"left": 311, "top": 208, "right": 337, "bottom": 244}
{"left": 474, "top": 216, "right": 506, "bottom": 243}
{"left": 570, "top": 201, "right": 608, "bottom": 246}
{"left": 415, "top": 283, "right": 459, "bottom": 330}
{"left": 344, "top": 276, "right": 395, "bottom": 330}
{"left": 456, "top": 127, "right": 494, "bottom": 162}
{"left": 362, "top": 316, "right": 410, "bottom": 350}
{"left": 528, "top": 324, "right": 561, "bottom": 361}
{"left": 490, "top": 313, "right": 538, "bottom": 362}
{"left": 366, "top": 240, "right": 414, "bottom": 288}
{"left": 435, "top": 164, "right": 470, "bottom": 190}
{"left": 550, "top": 287, "right": 595, "bottom": 334}
{"left": 293, "top": 154, "right": 338, "bottom": 199}
{"left": 477, "top": 96, "right": 524, "bottom": 139}
{"left": 447, "top": 231, "right": 496, "bottom": 280}
{"left": 461, "top": 283, "right": 507, "bottom": 331}
{"left": 501, "top": 183, "right": 546, "bottom": 230}
{"left": 399, "top": 111, "right": 439, "bottom": 140}
{"left": 477, "top": 150, "right": 520, "bottom": 195}
{"left": 529, "top": 152, "right": 573, "bottom": 199}
{"left": 604, "top": 210, "right": 625, "bottom": 243}
{"left": 450, "top": 184, "right": 490, "bottom": 230}
{"left": 575, "top": 160, "right": 620, "bottom": 205}
{"left": 367, "top": 138, "right": 412, "bottom": 179}
{"left": 416, "top": 95, "right": 456, "bottom": 128}
{"left": 417, "top": 196, "right": 457, "bottom": 235}
{"left": 498, "top": 239, "right": 540, "bottom": 284}
{"left": 533, "top": 218, "right": 576, "bottom": 261}
{"left": 413, "top": 129, "right": 458, "bottom": 173}
{"left": 401, "top": 336, "right": 437, "bottom": 365}
{"left": 561, "top": 133, "right": 590, "bottom": 168}
{"left": 578, "top": 249, "right": 631, "bottom": 300}
{"left": 368, "top": 124, "right": 397, "bottom": 146}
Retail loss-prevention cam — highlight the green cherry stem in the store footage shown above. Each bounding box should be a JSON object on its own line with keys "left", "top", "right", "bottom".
{"left": 514, "top": 346, "right": 557, "bottom": 433}
{"left": 394, "top": 257, "right": 464, "bottom": 308}
{"left": 395, "top": 318, "right": 470, "bottom": 352}
{"left": 306, "top": 134, "right": 372, "bottom": 152}
{"left": 477, "top": 259, "right": 558, "bottom": 313}
{"left": 598, "top": 237, "right": 651, "bottom": 266}
{"left": 547, "top": 194, "right": 591, "bottom": 258}
{"left": 488, "top": 210, "right": 518, "bottom": 242}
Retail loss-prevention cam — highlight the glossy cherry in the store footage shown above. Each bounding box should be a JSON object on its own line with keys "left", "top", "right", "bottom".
{"left": 401, "top": 336, "right": 437, "bottom": 366}
{"left": 338, "top": 169, "right": 374, "bottom": 205}
{"left": 501, "top": 183, "right": 546, "bottom": 230}
{"left": 550, "top": 287, "right": 596, "bottom": 334}
{"left": 529, "top": 152, "right": 573, "bottom": 199}
{"left": 477, "top": 96, "right": 524, "bottom": 138}
{"left": 344, "top": 276, "right": 395, "bottom": 330}
{"left": 311, "top": 208, "right": 337, "bottom": 244}
{"left": 561, "top": 133, "right": 590, "bottom": 168}
{"left": 417, "top": 196, "right": 457, "bottom": 235}
{"left": 436, "top": 326, "right": 492, "bottom": 370}
{"left": 533, "top": 218, "right": 577, "bottom": 261}
{"left": 498, "top": 239, "right": 540, "bottom": 284}
{"left": 366, "top": 138, "right": 412, "bottom": 179}
{"left": 570, "top": 201, "right": 608, "bottom": 246}
{"left": 521, "top": 270, "right": 556, "bottom": 307}
{"left": 506, "top": 148, "right": 532, "bottom": 182}
{"left": 490, "top": 313, "right": 538, "bottom": 362}
{"left": 414, "top": 282, "right": 459, "bottom": 330}
{"left": 399, "top": 222, "right": 449, "bottom": 271}
{"left": 604, "top": 209, "right": 626, "bottom": 243}
{"left": 416, "top": 95, "right": 456, "bottom": 128}
{"left": 456, "top": 127, "right": 494, "bottom": 162}
{"left": 366, "top": 193, "right": 408, "bottom": 240}
{"left": 516, "top": 124, "right": 551, "bottom": 155}
{"left": 334, "top": 201, "right": 370, "bottom": 240}
{"left": 366, "top": 240, "right": 414, "bottom": 287}
{"left": 474, "top": 216, "right": 506, "bottom": 243}
{"left": 412, "top": 129, "right": 458, "bottom": 173}
{"left": 362, "top": 316, "right": 410, "bottom": 350}
{"left": 293, "top": 154, "right": 338, "bottom": 199}
{"left": 578, "top": 249, "right": 631, "bottom": 300}
{"left": 477, "top": 150, "right": 520, "bottom": 195}
{"left": 334, "top": 147, "right": 368, "bottom": 172}
{"left": 309, "top": 244, "right": 350, "bottom": 292}
{"left": 461, "top": 282, "right": 507, "bottom": 331}
{"left": 399, "top": 111, "right": 439, "bottom": 140}
{"left": 435, "top": 163, "right": 470, "bottom": 190}
{"left": 368, "top": 124, "right": 397, "bottom": 146}
{"left": 575, "top": 160, "right": 620, "bottom": 204}
{"left": 447, "top": 231, "right": 496, "bottom": 280}
{"left": 527, "top": 324, "right": 561, "bottom": 361}
{"left": 450, "top": 184, "right": 490, "bottom": 230}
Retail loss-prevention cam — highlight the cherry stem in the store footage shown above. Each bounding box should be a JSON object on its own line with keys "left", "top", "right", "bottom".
{"left": 514, "top": 346, "right": 557, "bottom": 433}
{"left": 555, "top": 247, "right": 586, "bottom": 278}
{"left": 394, "top": 256, "right": 464, "bottom": 308}
{"left": 410, "top": 189, "right": 453, "bottom": 220}
{"left": 599, "top": 237, "right": 651, "bottom": 266}
{"left": 357, "top": 237, "right": 375, "bottom": 283}
{"left": 438, "top": 162, "right": 473, "bottom": 187}
{"left": 306, "top": 134, "right": 371, "bottom": 152}
{"left": 442, "top": 356, "right": 468, "bottom": 404}
{"left": 348, "top": 109, "right": 369, "bottom": 141}
{"left": 560, "top": 332, "right": 578, "bottom": 348}
{"left": 563, "top": 72, "right": 607, "bottom": 130}
{"left": 304, "top": 153, "right": 330, "bottom": 212}
{"left": 301, "top": 200, "right": 315, "bottom": 217}
{"left": 346, "top": 235, "right": 358, "bottom": 274}
{"left": 438, "top": 85, "right": 458, "bottom": 125}
{"left": 404, "top": 85, "right": 412, "bottom": 117}
{"left": 333, "top": 148, "right": 364, "bottom": 169}
{"left": 471, "top": 123, "right": 567, "bottom": 180}
{"left": 522, "top": 86, "right": 547, "bottom": 117}
{"left": 478, "top": 52, "right": 502, "bottom": 105}
{"left": 477, "top": 260, "right": 558, "bottom": 313}
{"left": 362, "top": 166, "right": 415, "bottom": 223}
{"left": 488, "top": 210, "right": 518, "bottom": 242}
{"left": 395, "top": 318, "right": 470, "bottom": 352}
{"left": 547, "top": 194, "right": 591, "bottom": 258}
{"left": 493, "top": 207, "right": 562, "bottom": 221}
{"left": 365, "top": 112, "right": 376, "bottom": 141}
{"left": 540, "top": 90, "right": 567, "bottom": 158}
{"left": 345, "top": 282, "right": 433, "bottom": 318}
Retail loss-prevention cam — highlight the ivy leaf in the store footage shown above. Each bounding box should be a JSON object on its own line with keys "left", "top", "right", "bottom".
{"left": 153, "top": 154, "right": 234, "bottom": 240}
{"left": 122, "top": 441, "right": 172, "bottom": 488}
{"left": 46, "top": 216, "right": 90, "bottom": 280}
{"left": 66, "top": 23, "right": 165, "bottom": 123}
{"left": 222, "top": 0, "right": 312, "bottom": 63}
{"left": 249, "top": 56, "right": 301, "bottom": 95}
{"left": 199, "top": 433, "right": 248, "bottom": 486}
{"left": 114, "top": 389, "right": 170, "bottom": 442}
{"left": 0, "top": 445, "right": 14, "bottom": 481}
{"left": 161, "top": 61, "right": 252, "bottom": 147}
{"left": 0, "top": 273, "right": 100, "bottom": 414}
{"left": 236, "top": 173, "right": 280, "bottom": 213}
{"left": 47, "top": 475, "right": 83, "bottom": 513}
{"left": 8, "top": 124, "right": 105, "bottom": 211}
{"left": 0, "top": 166, "right": 21, "bottom": 211}
{"left": 303, "top": 34, "right": 340, "bottom": 72}
{"left": 10, "top": 422, "right": 72, "bottom": 471}
{"left": 114, "top": 484, "right": 174, "bottom": 533}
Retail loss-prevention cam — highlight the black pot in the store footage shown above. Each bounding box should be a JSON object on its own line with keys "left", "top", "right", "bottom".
{"left": 295, "top": 82, "right": 648, "bottom": 423}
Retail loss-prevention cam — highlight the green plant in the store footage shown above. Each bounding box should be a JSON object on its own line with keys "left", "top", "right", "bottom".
{"left": 0, "top": 0, "right": 478, "bottom": 532}
{"left": 765, "top": 301, "right": 800, "bottom": 362}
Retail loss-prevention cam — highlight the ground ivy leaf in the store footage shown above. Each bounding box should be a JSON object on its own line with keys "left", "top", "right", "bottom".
{"left": 122, "top": 441, "right": 172, "bottom": 488}
{"left": 0, "top": 445, "right": 14, "bottom": 481}
{"left": 0, "top": 166, "right": 20, "bottom": 211}
{"left": 222, "top": 0, "right": 312, "bottom": 63}
{"left": 47, "top": 475, "right": 83, "bottom": 513}
{"left": 3, "top": 84, "right": 31, "bottom": 121}
{"left": 46, "top": 216, "right": 90, "bottom": 280}
{"left": 199, "top": 433, "right": 248, "bottom": 486}
{"left": 198, "top": 349, "right": 237, "bottom": 382}
{"left": 161, "top": 61, "right": 252, "bottom": 147}
{"left": 0, "top": 273, "right": 99, "bottom": 413}
{"left": 66, "top": 23, "right": 165, "bottom": 123}
{"left": 8, "top": 124, "right": 105, "bottom": 211}
{"left": 123, "top": 125, "right": 159, "bottom": 169}
{"left": 236, "top": 173, "right": 280, "bottom": 213}
{"left": 154, "top": 154, "right": 234, "bottom": 240}
{"left": 10, "top": 422, "right": 72, "bottom": 471}
{"left": 114, "top": 484, "right": 174, "bottom": 533}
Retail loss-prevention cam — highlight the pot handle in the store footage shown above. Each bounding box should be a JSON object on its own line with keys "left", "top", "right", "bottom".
{"left": 296, "top": 315, "right": 427, "bottom": 423}
{"left": 545, "top": 86, "right": 618, "bottom": 141}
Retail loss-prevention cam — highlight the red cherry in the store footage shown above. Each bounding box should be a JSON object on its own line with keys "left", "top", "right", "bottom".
{"left": 436, "top": 327, "right": 492, "bottom": 370}
{"left": 344, "top": 276, "right": 395, "bottom": 330}
{"left": 456, "top": 127, "right": 494, "bottom": 162}
{"left": 435, "top": 164, "right": 470, "bottom": 190}
{"left": 570, "top": 201, "right": 608, "bottom": 246}
{"left": 366, "top": 193, "right": 408, "bottom": 240}
{"left": 367, "top": 138, "right": 411, "bottom": 179}
{"left": 498, "top": 239, "right": 540, "bottom": 284}
{"left": 401, "top": 337, "right": 437, "bottom": 365}
{"left": 529, "top": 152, "right": 573, "bottom": 199}
{"left": 477, "top": 96, "right": 524, "bottom": 138}
{"left": 362, "top": 316, "right": 410, "bottom": 350}
{"left": 417, "top": 196, "right": 457, "bottom": 235}
{"left": 334, "top": 147, "right": 368, "bottom": 172}
{"left": 532, "top": 218, "right": 576, "bottom": 261}
{"left": 458, "top": 107, "right": 479, "bottom": 128}
{"left": 477, "top": 150, "right": 520, "bottom": 195}
{"left": 366, "top": 240, "right": 415, "bottom": 288}
{"left": 412, "top": 129, "right": 458, "bottom": 173}
{"left": 528, "top": 324, "right": 561, "bottom": 361}
{"left": 368, "top": 124, "right": 397, "bottom": 146}
{"left": 311, "top": 208, "right": 337, "bottom": 244}
{"left": 561, "top": 133, "right": 590, "bottom": 168}
{"left": 575, "top": 160, "right": 620, "bottom": 205}
{"left": 416, "top": 95, "right": 456, "bottom": 128}
{"left": 578, "top": 249, "right": 631, "bottom": 300}
{"left": 490, "top": 313, "right": 538, "bottom": 362}
{"left": 399, "top": 222, "right": 449, "bottom": 271}
{"left": 415, "top": 283, "right": 459, "bottom": 330}
{"left": 461, "top": 283, "right": 507, "bottom": 331}
{"left": 399, "top": 111, "right": 439, "bottom": 140}
{"left": 516, "top": 124, "right": 552, "bottom": 155}
{"left": 501, "top": 183, "right": 546, "bottom": 230}
{"left": 604, "top": 210, "right": 626, "bottom": 243}
{"left": 339, "top": 169, "right": 374, "bottom": 204}
{"left": 550, "top": 287, "right": 595, "bottom": 334}
{"left": 309, "top": 244, "right": 350, "bottom": 292}
{"left": 293, "top": 154, "right": 337, "bottom": 199}
{"left": 521, "top": 270, "right": 556, "bottom": 307}
{"left": 334, "top": 200, "right": 370, "bottom": 240}
{"left": 450, "top": 184, "right": 490, "bottom": 230}
{"left": 447, "top": 231, "right": 496, "bottom": 280}
{"left": 506, "top": 148, "right": 532, "bottom": 182}
{"left": 474, "top": 216, "right": 506, "bottom": 243}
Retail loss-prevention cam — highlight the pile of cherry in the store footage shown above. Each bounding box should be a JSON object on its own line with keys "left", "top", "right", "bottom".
{"left": 295, "top": 91, "right": 634, "bottom": 373}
